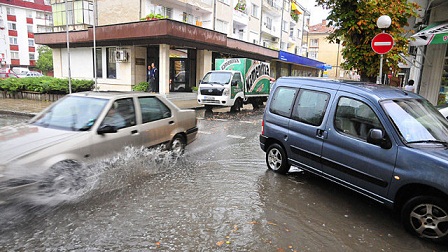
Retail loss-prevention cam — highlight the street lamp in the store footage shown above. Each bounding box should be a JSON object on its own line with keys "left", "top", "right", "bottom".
{"left": 377, "top": 15, "right": 391, "bottom": 29}
{"left": 376, "top": 15, "right": 391, "bottom": 84}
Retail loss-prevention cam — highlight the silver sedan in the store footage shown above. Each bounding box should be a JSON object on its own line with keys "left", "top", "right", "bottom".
{"left": 0, "top": 91, "right": 198, "bottom": 201}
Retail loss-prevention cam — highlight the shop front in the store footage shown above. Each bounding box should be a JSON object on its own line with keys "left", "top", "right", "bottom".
{"left": 411, "top": 15, "right": 448, "bottom": 105}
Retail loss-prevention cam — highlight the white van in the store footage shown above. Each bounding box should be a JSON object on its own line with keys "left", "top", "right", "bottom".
{"left": 12, "top": 67, "right": 30, "bottom": 77}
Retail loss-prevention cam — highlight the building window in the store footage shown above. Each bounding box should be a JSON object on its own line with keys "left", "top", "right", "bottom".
{"left": 53, "top": 0, "right": 94, "bottom": 26}
{"left": 11, "top": 51, "right": 19, "bottom": 59}
{"left": 282, "top": 21, "right": 288, "bottom": 32}
{"left": 24, "top": 0, "right": 34, "bottom": 2}
{"left": 218, "top": 0, "right": 230, "bottom": 5}
{"left": 44, "top": 0, "right": 50, "bottom": 5}
{"left": 8, "top": 23, "right": 17, "bottom": 30}
{"left": 93, "top": 48, "right": 102, "bottom": 78}
{"left": 215, "top": 19, "right": 227, "bottom": 34}
{"left": 310, "top": 39, "right": 319, "bottom": 47}
{"left": 280, "top": 42, "right": 286, "bottom": 50}
{"left": 251, "top": 4, "right": 259, "bottom": 18}
{"left": 28, "top": 39, "right": 35, "bottom": 47}
{"left": 9, "top": 37, "right": 18, "bottom": 45}
{"left": 26, "top": 11, "right": 33, "bottom": 18}
{"left": 290, "top": 27, "right": 294, "bottom": 38}
{"left": 29, "top": 53, "right": 35, "bottom": 60}
{"left": 309, "top": 50, "right": 318, "bottom": 59}
{"left": 250, "top": 31, "right": 259, "bottom": 44}
{"left": 154, "top": 6, "right": 172, "bottom": 19}
{"left": 182, "top": 12, "right": 194, "bottom": 24}
{"left": 265, "top": 17, "right": 272, "bottom": 30}
{"left": 106, "top": 47, "right": 116, "bottom": 79}
{"left": 27, "top": 25, "right": 34, "bottom": 33}
{"left": 6, "top": 8, "right": 15, "bottom": 15}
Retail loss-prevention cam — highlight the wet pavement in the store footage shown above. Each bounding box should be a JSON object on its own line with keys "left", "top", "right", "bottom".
{"left": 0, "top": 106, "right": 447, "bottom": 251}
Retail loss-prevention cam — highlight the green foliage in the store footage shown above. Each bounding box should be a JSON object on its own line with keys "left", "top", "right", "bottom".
{"left": 0, "top": 76, "right": 94, "bottom": 94}
{"left": 141, "top": 13, "right": 168, "bottom": 20}
{"left": 35, "top": 45, "right": 53, "bottom": 74}
{"left": 132, "top": 81, "right": 149, "bottom": 92}
{"left": 290, "top": 10, "right": 299, "bottom": 22}
{"left": 315, "top": 0, "right": 420, "bottom": 81}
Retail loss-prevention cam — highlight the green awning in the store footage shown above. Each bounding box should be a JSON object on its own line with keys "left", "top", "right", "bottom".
{"left": 410, "top": 22, "right": 448, "bottom": 46}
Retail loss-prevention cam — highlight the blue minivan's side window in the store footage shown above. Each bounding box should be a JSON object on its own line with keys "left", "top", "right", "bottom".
{"left": 292, "top": 89, "right": 330, "bottom": 126}
{"left": 269, "top": 87, "right": 297, "bottom": 117}
{"left": 334, "top": 97, "right": 382, "bottom": 140}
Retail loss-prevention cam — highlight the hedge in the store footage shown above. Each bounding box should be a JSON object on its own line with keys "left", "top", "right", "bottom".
{"left": 0, "top": 76, "right": 94, "bottom": 94}
{"left": 132, "top": 81, "right": 149, "bottom": 92}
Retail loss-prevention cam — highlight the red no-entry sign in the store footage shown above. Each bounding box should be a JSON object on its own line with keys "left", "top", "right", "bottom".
{"left": 371, "top": 33, "right": 394, "bottom": 54}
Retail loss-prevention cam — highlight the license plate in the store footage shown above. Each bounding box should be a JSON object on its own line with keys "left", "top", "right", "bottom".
{"left": 203, "top": 96, "right": 215, "bottom": 100}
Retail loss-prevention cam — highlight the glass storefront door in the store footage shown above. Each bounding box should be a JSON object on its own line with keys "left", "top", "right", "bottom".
{"left": 170, "top": 59, "right": 189, "bottom": 92}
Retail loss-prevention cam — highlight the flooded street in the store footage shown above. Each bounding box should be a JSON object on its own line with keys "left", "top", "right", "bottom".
{"left": 0, "top": 108, "right": 446, "bottom": 251}
{"left": 0, "top": 112, "right": 33, "bottom": 127}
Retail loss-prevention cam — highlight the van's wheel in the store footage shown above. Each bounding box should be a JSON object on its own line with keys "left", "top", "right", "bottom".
{"left": 401, "top": 195, "right": 448, "bottom": 243}
{"left": 39, "top": 160, "right": 86, "bottom": 196}
{"left": 266, "top": 143, "right": 290, "bottom": 174}
{"left": 170, "top": 134, "right": 186, "bottom": 157}
{"left": 230, "top": 98, "right": 242, "bottom": 112}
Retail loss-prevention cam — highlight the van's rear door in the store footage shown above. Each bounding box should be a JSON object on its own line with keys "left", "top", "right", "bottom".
{"left": 287, "top": 87, "right": 336, "bottom": 174}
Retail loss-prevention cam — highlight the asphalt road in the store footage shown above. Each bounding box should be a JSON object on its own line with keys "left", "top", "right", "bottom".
{"left": 0, "top": 108, "right": 446, "bottom": 251}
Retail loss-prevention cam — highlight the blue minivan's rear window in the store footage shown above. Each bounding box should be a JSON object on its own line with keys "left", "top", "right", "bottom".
{"left": 269, "top": 87, "right": 297, "bottom": 117}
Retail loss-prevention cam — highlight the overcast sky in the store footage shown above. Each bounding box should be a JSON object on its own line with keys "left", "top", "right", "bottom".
{"left": 304, "top": 1, "right": 331, "bottom": 26}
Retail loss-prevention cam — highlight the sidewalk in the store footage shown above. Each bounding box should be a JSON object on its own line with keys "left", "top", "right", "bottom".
{"left": 0, "top": 92, "right": 203, "bottom": 115}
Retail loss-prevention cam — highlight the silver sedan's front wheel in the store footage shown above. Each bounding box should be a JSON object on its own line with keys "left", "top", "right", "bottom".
{"left": 266, "top": 143, "right": 290, "bottom": 174}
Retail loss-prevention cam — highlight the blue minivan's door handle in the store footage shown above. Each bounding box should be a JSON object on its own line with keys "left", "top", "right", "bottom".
{"left": 316, "top": 129, "right": 327, "bottom": 139}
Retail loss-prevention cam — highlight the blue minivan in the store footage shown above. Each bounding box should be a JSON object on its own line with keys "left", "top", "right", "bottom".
{"left": 259, "top": 77, "right": 448, "bottom": 243}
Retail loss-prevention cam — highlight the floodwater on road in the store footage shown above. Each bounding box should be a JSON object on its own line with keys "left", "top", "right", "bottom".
{"left": 0, "top": 112, "right": 32, "bottom": 127}
{"left": 0, "top": 108, "right": 446, "bottom": 251}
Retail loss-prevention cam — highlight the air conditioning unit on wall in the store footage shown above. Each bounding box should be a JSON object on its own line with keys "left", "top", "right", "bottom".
{"left": 115, "top": 49, "right": 129, "bottom": 62}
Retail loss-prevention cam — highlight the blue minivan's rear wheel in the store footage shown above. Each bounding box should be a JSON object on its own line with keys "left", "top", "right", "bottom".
{"left": 266, "top": 143, "right": 290, "bottom": 174}
{"left": 401, "top": 196, "right": 448, "bottom": 243}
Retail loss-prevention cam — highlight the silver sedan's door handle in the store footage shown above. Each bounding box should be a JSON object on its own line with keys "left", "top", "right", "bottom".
{"left": 169, "top": 121, "right": 175, "bottom": 125}
{"left": 131, "top": 130, "right": 138, "bottom": 134}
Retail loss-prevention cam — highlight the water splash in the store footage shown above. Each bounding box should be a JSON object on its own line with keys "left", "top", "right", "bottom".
{"left": 0, "top": 146, "right": 182, "bottom": 231}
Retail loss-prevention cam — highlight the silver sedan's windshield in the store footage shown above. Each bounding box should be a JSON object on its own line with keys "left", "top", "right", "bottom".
{"left": 201, "top": 72, "right": 232, "bottom": 85}
{"left": 381, "top": 99, "right": 448, "bottom": 145}
{"left": 30, "top": 96, "right": 108, "bottom": 131}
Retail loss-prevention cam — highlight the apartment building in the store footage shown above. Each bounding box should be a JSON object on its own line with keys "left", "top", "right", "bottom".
{"left": 307, "top": 20, "right": 349, "bottom": 80}
{"left": 35, "top": 0, "right": 326, "bottom": 93}
{"left": 0, "top": 0, "right": 52, "bottom": 72}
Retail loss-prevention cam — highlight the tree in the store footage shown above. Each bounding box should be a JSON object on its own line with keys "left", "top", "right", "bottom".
{"left": 35, "top": 45, "right": 53, "bottom": 75}
{"left": 315, "top": 0, "right": 420, "bottom": 82}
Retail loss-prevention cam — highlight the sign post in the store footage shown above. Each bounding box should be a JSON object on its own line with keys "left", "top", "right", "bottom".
{"left": 372, "top": 32, "right": 394, "bottom": 84}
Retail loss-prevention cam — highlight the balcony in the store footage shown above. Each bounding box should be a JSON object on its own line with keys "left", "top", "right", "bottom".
{"left": 262, "top": 0, "right": 281, "bottom": 15}
{"left": 261, "top": 21, "right": 280, "bottom": 39}
{"left": 233, "top": 9, "right": 248, "bottom": 26}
